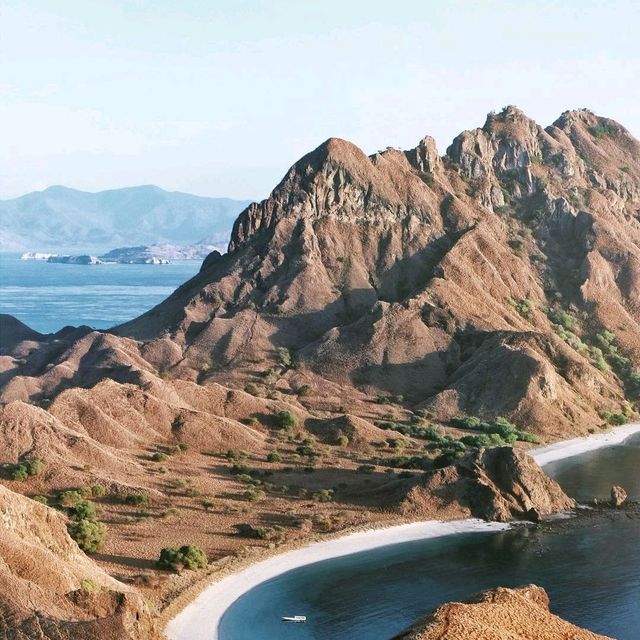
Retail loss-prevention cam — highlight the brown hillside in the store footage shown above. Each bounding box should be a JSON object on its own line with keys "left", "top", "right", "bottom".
{"left": 0, "top": 483, "right": 158, "bottom": 640}
{"left": 392, "top": 584, "right": 610, "bottom": 639}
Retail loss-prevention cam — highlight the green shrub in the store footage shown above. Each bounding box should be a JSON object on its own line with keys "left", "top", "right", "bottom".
{"left": 252, "top": 525, "right": 284, "bottom": 540}
{"left": 277, "top": 347, "right": 292, "bottom": 367}
{"left": 244, "top": 383, "right": 262, "bottom": 396}
{"left": 357, "top": 464, "right": 375, "bottom": 474}
{"left": 124, "top": 493, "right": 149, "bottom": 506}
{"left": 510, "top": 298, "right": 534, "bottom": 318}
{"left": 90, "top": 484, "right": 107, "bottom": 497}
{"left": 79, "top": 578, "right": 103, "bottom": 592}
{"left": 243, "top": 488, "right": 266, "bottom": 501}
{"left": 32, "top": 495, "right": 48, "bottom": 505}
{"left": 375, "top": 455, "right": 427, "bottom": 470}
{"left": 225, "top": 449, "right": 247, "bottom": 461}
{"left": 69, "top": 500, "right": 98, "bottom": 521}
{"left": 547, "top": 308, "right": 577, "bottom": 331}
{"left": 433, "top": 450, "right": 463, "bottom": 468}
{"left": 59, "top": 490, "right": 83, "bottom": 507}
{"left": 201, "top": 498, "right": 215, "bottom": 511}
{"left": 266, "top": 451, "right": 282, "bottom": 463}
{"left": 9, "top": 464, "right": 29, "bottom": 481}
{"left": 68, "top": 519, "right": 106, "bottom": 553}
{"left": 25, "top": 459, "right": 44, "bottom": 475}
{"left": 589, "top": 122, "right": 616, "bottom": 138}
{"left": 230, "top": 463, "right": 250, "bottom": 475}
{"left": 276, "top": 410, "right": 298, "bottom": 431}
{"left": 297, "top": 384, "right": 312, "bottom": 397}
{"left": 8, "top": 458, "right": 44, "bottom": 481}
{"left": 157, "top": 545, "right": 208, "bottom": 572}
{"left": 152, "top": 452, "right": 169, "bottom": 462}
{"left": 450, "top": 415, "right": 538, "bottom": 444}
{"left": 312, "top": 489, "right": 334, "bottom": 502}
{"left": 601, "top": 411, "right": 626, "bottom": 426}
{"left": 335, "top": 435, "right": 349, "bottom": 447}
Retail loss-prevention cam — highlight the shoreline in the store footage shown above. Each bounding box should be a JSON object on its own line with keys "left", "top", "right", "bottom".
{"left": 164, "top": 519, "right": 510, "bottom": 640}
{"left": 164, "top": 421, "right": 640, "bottom": 640}
{"left": 530, "top": 421, "right": 640, "bottom": 466}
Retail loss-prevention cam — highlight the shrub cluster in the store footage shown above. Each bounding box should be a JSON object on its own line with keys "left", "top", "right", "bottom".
{"left": 8, "top": 458, "right": 44, "bottom": 481}
{"left": 275, "top": 410, "right": 298, "bottom": 431}
{"left": 157, "top": 544, "right": 208, "bottom": 572}
{"left": 450, "top": 416, "right": 539, "bottom": 444}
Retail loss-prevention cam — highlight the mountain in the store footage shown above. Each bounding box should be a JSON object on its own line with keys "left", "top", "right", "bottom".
{"left": 0, "top": 185, "right": 252, "bottom": 252}
{"left": 0, "top": 107, "right": 639, "bottom": 637}
{"left": 112, "top": 106, "right": 640, "bottom": 440}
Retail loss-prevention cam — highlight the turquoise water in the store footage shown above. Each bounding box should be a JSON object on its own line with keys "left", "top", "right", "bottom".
{"left": 219, "top": 435, "right": 640, "bottom": 639}
{"left": 0, "top": 252, "right": 200, "bottom": 333}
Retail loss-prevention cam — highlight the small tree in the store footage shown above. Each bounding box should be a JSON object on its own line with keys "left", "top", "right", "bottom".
{"left": 69, "top": 500, "right": 98, "bottom": 521}
{"left": 335, "top": 435, "right": 349, "bottom": 447}
{"left": 68, "top": 519, "right": 106, "bottom": 553}
{"left": 157, "top": 545, "right": 208, "bottom": 572}
{"left": 276, "top": 410, "right": 298, "bottom": 431}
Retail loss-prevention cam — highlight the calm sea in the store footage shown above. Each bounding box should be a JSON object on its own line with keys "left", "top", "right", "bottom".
{"left": 0, "top": 252, "right": 201, "bottom": 334}
{"left": 220, "top": 433, "right": 640, "bottom": 640}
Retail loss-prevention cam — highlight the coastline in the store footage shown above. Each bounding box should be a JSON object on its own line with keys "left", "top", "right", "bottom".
{"left": 164, "top": 519, "right": 510, "bottom": 640}
{"left": 164, "top": 421, "right": 640, "bottom": 640}
{"left": 530, "top": 421, "right": 640, "bottom": 466}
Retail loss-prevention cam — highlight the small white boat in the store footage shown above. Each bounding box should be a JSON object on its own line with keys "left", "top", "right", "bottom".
{"left": 281, "top": 615, "right": 307, "bottom": 623}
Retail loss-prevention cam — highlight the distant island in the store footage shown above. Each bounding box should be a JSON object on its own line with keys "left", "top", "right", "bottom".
{"left": 20, "top": 239, "right": 227, "bottom": 265}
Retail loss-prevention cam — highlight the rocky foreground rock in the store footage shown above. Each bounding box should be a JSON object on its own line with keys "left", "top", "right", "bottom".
{"left": 393, "top": 584, "right": 611, "bottom": 639}
{"left": 400, "top": 447, "right": 575, "bottom": 521}
{"left": 0, "top": 484, "right": 159, "bottom": 640}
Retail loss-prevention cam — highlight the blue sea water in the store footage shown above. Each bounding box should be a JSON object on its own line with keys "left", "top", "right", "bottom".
{"left": 0, "top": 252, "right": 200, "bottom": 333}
{"left": 219, "top": 434, "right": 640, "bottom": 640}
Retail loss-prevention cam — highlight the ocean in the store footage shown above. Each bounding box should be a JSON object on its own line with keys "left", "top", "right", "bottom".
{"left": 0, "top": 252, "right": 201, "bottom": 334}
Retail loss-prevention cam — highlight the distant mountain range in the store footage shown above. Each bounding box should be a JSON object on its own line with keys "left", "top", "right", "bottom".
{"left": 0, "top": 185, "right": 252, "bottom": 252}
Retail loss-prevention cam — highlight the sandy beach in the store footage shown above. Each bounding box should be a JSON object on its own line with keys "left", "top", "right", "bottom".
{"left": 530, "top": 422, "right": 640, "bottom": 466}
{"left": 165, "top": 519, "right": 509, "bottom": 640}
{"left": 165, "top": 422, "right": 640, "bottom": 640}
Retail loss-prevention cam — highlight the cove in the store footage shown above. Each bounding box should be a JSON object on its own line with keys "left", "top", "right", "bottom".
{"left": 217, "top": 432, "right": 640, "bottom": 640}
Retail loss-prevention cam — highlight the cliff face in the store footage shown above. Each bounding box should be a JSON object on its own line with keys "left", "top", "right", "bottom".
{"left": 0, "top": 484, "right": 159, "bottom": 640}
{"left": 392, "top": 584, "right": 610, "bottom": 639}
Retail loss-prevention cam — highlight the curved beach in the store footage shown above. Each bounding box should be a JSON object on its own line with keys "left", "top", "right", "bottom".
{"left": 530, "top": 422, "right": 640, "bottom": 466}
{"left": 165, "top": 423, "right": 640, "bottom": 640}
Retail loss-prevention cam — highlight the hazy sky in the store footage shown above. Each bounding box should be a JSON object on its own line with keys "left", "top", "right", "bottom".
{"left": 2, "top": 0, "right": 639, "bottom": 200}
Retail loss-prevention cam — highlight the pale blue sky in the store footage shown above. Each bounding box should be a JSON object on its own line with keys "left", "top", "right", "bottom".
{"left": 1, "top": 0, "right": 638, "bottom": 200}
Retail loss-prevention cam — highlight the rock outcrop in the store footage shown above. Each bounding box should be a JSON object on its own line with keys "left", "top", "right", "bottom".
{"left": 610, "top": 485, "right": 628, "bottom": 507}
{"left": 392, "top": 584, "right": 610, "bottom": 639}
{"left": 0, "top": 484, "right": 160, "bottom": 640}
{"left": 401, "top": 448, "right": 575, "bottom": 522}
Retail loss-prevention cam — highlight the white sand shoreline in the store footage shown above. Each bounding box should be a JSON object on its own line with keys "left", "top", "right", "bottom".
{"left": 165, "top": 519, "right": 510, "bottom": 640}
{"left": 165, "top": 422, "right": 640, "bottom": 640}
{"left": 530, "top": 421, "right": 640, "bottom": 466}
